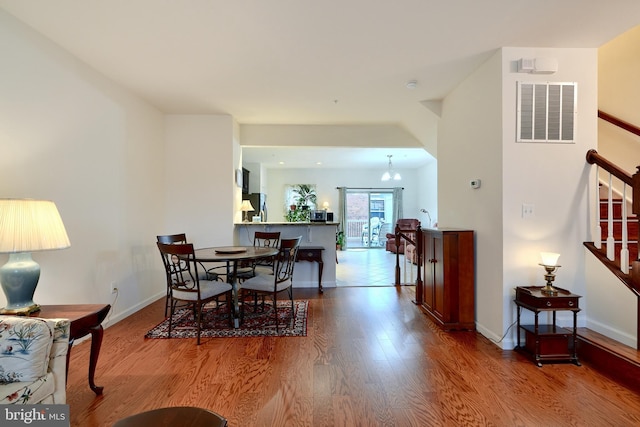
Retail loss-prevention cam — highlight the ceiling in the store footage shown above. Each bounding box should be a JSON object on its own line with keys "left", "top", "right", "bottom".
{"left": 2, "top": 0, "right": 639, "bottom": 169}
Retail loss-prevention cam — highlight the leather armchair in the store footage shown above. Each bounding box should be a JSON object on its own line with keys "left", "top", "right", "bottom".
{"left": 385, "top": 218, "right": 420, "bottom": 254}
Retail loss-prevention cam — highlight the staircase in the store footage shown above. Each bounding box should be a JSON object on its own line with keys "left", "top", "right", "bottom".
{"left": 582, "top": 108, "right": 640, "bottom": 390}
{"left": 599, "top": 198, "right": 639, "bottom": 266}
{"left": 581, "top": 126, "right": 640, "bottom": 390}
{"left": 577, "top": 197, "right": 640, "bottom": 391}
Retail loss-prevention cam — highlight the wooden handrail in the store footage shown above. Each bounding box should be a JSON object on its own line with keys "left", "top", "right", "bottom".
{"left": 585, "top": 149, "right": 633, "bottom": 186}
{"left": 594, "top": 110, "right": 640, "bottom": 215}
{"left": 598, "top": 110, "right": 640, "bottom": 138}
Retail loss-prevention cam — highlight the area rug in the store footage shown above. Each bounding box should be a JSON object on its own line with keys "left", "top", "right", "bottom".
{"left": 145, "top": 300, "right": 308, "bottom": 339}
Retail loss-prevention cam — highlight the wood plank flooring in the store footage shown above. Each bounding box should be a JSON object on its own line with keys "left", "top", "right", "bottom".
{"left": 66, "top": 286, "right": 640, "bottom": 427}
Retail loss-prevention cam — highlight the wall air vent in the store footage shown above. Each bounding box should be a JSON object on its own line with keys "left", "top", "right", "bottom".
{"left": 517, "top": 81, "right": 577, "bottom": 143}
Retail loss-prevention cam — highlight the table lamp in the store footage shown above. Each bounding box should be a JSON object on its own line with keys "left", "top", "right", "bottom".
{"left": 240, "top": 200, "right": 255, "bottom": 222}
{"left": 539, "top": 252, "right": 561, "bottom": 295}
{"left": 0, "top": 199, "right": 71, "bottom": 314}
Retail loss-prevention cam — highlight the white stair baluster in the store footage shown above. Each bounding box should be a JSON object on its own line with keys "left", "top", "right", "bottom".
{"left": 595, "top": 165, "right": 602, "bottom": 248}
{"left": 607, "top": 173, "right": 616, "bottom": 261}
{"left": 621, "top": 184, "right": 630, "bottom": 274}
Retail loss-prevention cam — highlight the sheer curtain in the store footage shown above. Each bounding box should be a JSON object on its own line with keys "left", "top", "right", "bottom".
{"left": 337, "top": 186, "right": 347, "bottom": 235}
{"left": 392, "top": 187, "right": 403, "bottom": 222}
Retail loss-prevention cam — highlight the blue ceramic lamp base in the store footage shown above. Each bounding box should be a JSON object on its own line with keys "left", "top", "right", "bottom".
{"left": 0, "top": 252, "right": 41, "bottom": 315}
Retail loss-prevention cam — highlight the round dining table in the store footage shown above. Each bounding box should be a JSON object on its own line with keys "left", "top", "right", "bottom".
{"left": 194, "top": 246, "right": 278, "bottom": 328}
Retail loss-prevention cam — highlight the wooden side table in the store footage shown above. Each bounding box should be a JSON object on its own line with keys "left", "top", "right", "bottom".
{"left": 32, "top": 304, "right": 111, "bottom": 394}
{"left": 514, "top": 286, "right": 581, "bottom": 367}
{"left": 296, "top": 246, "right": 325, "bottom": 292}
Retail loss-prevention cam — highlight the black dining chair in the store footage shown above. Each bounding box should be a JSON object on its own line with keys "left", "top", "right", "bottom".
{"left": 157, "top": 233, "right": 225, "bottom": 316}
{"left": 239, "top": 236, "right": 301, "bottom": 333}
{"left": 157, "top": 242, "right": 233, "bottom": 345}
{"left": 236, "top": 231, "right": 281, "bottom": 281}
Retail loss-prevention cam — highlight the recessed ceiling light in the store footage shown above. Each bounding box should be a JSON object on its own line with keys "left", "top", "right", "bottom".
{"left": 406, "top": 80, "right": 418, "bottom": 89}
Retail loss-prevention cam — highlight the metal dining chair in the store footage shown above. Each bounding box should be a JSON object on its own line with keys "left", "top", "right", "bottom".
{"left": 157, "top": 233, "right": 225, "bottom": 316}
{"left": 236, "top": 231, "right": 281, "bottom": 313}
{"left": 157, "top": 242, "right": 233, "bottom": 345}
{"left": 239, "top": 236, "right": 301, "bottom": 333}
{"left": 236, "top": 231, "right": 281, "bottom": 280}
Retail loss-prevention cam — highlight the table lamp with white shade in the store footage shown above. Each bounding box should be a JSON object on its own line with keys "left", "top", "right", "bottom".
{"left": 0, "top": 199, "right": 71, "bottom": 314}
{"left": 539, "top": 251, "right": 561, "bottom": 295}
{"left": 240, "top": 200, "right": 255, "bottom": 222}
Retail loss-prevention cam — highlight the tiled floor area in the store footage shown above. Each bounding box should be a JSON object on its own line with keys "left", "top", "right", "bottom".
{"left": 335, "top": 248, "right": 417, "bottom": 287}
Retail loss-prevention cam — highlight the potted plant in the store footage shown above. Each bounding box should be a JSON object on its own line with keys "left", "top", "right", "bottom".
{"left": 336, "top": 231, "right": 345, "bottom": 250}
{"left": 292, "top": 184, "right": 317, "bottom": 209}
{"left": 285, "top": 184, "right": 317, "bottom": 222}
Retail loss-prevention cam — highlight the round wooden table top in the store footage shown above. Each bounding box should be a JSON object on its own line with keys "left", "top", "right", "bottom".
{"left": 193, "top": 246, "right": 278, "bottom": 262}
{"left": 113, "top": 406, "right": 227, "bottom": 427}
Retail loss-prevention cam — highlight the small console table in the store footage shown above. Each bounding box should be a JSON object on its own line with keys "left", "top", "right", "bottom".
{"left": 514, "top": 286, "right": 581, "bottom": 367}
{"left": 32, "top": 304, "right": 111, "bottom": 394}
{"left": 296, "top": 246, "right": 324, "bottom": 292}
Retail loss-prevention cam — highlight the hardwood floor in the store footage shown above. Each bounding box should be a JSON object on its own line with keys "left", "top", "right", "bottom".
{"left": 66, "top": 286, "right": 640, "bottom": 427}
{"left": 336, "top": 248, "right": 404, "bottom": 287}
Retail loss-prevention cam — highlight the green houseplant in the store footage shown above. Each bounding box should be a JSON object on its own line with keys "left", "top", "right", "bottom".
{"left": 286, "top": 184, "right": 317, "bottom": 222}
{"left": 336, "top": 230, "right": 345, "bottom": 250}
{"left": 293, "top": 184, "right": 317, "bottom": 208}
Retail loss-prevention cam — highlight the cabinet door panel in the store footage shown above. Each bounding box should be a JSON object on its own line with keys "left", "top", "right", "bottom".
{"left": 422, "top": 233, "right": 435, "bottom": 311}
{"left": 433, "top": 233, "right": 445, "bottom": 320}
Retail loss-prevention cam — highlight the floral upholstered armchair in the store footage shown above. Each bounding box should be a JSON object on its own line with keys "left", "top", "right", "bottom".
{"left": 0, "top": 316, "right": 70, "bottom": 404}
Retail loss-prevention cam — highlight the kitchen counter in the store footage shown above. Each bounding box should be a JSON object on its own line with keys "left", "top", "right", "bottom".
{"left": 234, "top": 222, "right": 338, "bottom": 289}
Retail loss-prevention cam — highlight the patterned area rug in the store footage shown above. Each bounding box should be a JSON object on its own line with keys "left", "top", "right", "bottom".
{"left": 145, "top": 300, "right": 308, "bottom": 338}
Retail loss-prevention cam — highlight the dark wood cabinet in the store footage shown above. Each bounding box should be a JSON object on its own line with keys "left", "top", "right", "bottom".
{"left": 416, "top": 228, "right": 475, "bottom": 330}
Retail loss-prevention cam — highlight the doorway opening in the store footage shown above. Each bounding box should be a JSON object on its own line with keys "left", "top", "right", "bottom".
{"left": 344, "top": 190, "right": 394, "bottom": 249}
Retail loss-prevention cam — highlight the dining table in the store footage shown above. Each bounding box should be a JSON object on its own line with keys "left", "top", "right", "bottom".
{"left": 193, "top": 246, "right": 278, "bottom": 328}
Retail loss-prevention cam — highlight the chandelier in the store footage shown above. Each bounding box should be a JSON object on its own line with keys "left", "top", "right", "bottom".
{"left": 381, "top": 154, "right": 401, "bottom": 181}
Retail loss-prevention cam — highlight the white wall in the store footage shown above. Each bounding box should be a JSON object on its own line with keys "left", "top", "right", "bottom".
{"left": 0, "top": 9, "right": 166, "bottom": 323}
{"left": 415, "top": 161, "right": 438, "bottom": 227}
{"left": 262, "top": 167, "right": 424, "bottom": 223}
{"left": 585, "top": 249, "right": 636, "bottom": 346}
{"left": 164, "top": 115, "right": 237, "bottom": 248}
{"left": 599, "top": 25, "right": 640, "bottom": 179}
{"left": 439, "top": 47, "right": 598, "bottom": 348}
{"left": 241, "top": 124, "right": 423, "bottom": 148}
{"left": 502, "top": 47, "right": 597, "bottom": 347}
{"left": 439, "top": 50, "right": 504, "bottom": 342}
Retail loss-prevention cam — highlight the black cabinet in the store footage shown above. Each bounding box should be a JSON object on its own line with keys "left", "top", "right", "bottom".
{"left": 241, "top": 168, "right": 249, "bottom": 194}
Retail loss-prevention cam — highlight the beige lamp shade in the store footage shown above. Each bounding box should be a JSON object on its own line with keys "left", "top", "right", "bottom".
{"left": 0, "top": 199, "right": 70, "bottom": 253}
{"left": 240, "top": 200, "right": 255, "bottom": 211}
{"left": 240, "top": 200, "right": 255, "bottom": 223}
